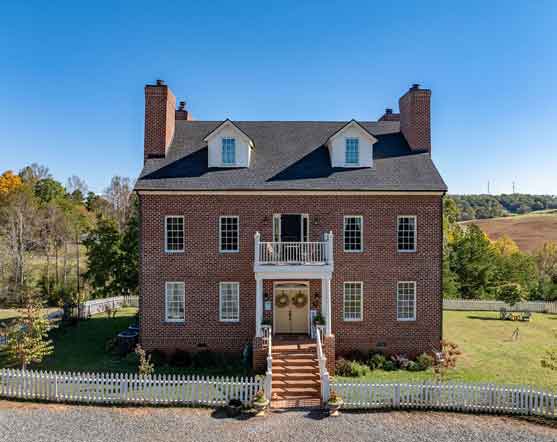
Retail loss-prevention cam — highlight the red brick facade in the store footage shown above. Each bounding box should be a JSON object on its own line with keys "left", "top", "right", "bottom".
{"left": 144, "top": 81, "right": 176, "bottom": 160}
{"left": 138, "top": 193, "right": 443, "bottom": 365}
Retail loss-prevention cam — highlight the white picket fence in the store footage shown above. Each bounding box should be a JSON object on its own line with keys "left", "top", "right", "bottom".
{"left": 79, "top": 296, "right": 139, "bottom": 318}
{"left": 443, "top": 299, "right": 557, "bottom": 314}
{"left": 331, "top": 381, "right": 557, "bottom": 417}
{"left": 0, "top": 369, "right": 263, "bottom": 406}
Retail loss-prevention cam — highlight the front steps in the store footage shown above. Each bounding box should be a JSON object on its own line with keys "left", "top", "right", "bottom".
{"left": 270, "top": 340, "right": 321, "bottom": 408}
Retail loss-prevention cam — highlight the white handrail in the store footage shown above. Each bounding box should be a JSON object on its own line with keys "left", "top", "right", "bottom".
{"left": 315, "top": 325, "right": 330, "bottom": 402}
{"left": 256, "top": 238, "right": 333, "bottom": 265}
{"left": 262, "top": 324, "right": 273, "bottom": 401}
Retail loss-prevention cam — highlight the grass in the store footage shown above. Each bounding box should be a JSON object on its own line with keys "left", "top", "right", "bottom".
{"left": 0, "top": 308, "right": 60, "bottom": 323}
{"left": 4, "top": 307, "right": 248, "bottom": 376}
{"left": 337, "top": 311, "right": 557, "bottom": 389}
{"left": 461, "top": 211, "right": 557, "bottom": 252}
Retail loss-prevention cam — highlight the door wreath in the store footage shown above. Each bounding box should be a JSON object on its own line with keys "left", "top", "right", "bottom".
{"left": 275, "top": 293, "right": 289, "bottom": 308}
{"left": 291, "top": 292, "right": 308, "bottom": 308}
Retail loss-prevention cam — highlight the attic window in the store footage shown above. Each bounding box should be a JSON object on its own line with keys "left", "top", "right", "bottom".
{"left": 222, "top": 138, "right": 236, "bottom": 165}
{"left": 345, "top": 138, "right": 359, "bottom": 165}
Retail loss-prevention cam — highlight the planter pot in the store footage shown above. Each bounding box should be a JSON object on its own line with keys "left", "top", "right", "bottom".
{"left": 226, "top": 401, "right": 243, "bottom": 418}
{"left": 327, "top": 400, "right": 343, "bottom": 417}
{"left": 253, "top": 399, "right": 269, "bottom": 416}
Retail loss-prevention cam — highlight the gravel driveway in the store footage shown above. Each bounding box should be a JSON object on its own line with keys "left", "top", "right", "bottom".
{"left": 0, "top": 401, "right": 556, "bottom": 442}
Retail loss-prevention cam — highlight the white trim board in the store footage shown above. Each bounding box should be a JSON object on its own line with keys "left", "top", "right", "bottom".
{"left": 138, "top": 190, "right": 444, "bottom": 196}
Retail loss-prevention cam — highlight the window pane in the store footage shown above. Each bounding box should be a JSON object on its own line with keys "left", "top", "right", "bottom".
{"left": 397, "top": 216, "right": 416, "bottom": 251}
{"left": 344, "top": 216, "right": 362, "bottom": 251}
{"left": 220, "top": 282, "right": 239, "bottom": 321}
{"left": 166, "top": 282, "right": 185, "bottom": 321}
{"left": 343, "top": 282, "right": 362, "bottom": 321}
{"left": 166, "top": 216, "right": 184, "bottom": 252}
{"left": 345, "top": 138, "right": 359, "bottom": 164}
{"left": 220, "top": 216, "right": 239, "bottom": 252}
{"left": 397, "top": 281, "right": 416, "bottom": 320}
{"left": 222, "top": 138, "right": 236, "bottom": 164}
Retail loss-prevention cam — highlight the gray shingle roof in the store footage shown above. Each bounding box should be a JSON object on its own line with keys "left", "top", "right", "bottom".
{"left": 135, "top": 121, "right": 447, "bottom": 192}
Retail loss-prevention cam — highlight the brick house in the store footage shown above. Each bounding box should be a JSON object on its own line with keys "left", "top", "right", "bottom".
{"left": 135, "top": 80, "right": 446, "bottom": 403}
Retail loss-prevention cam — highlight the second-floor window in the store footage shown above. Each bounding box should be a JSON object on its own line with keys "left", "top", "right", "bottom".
{"left": 345, "top": 138, "right": 359, "bottom": 165}
{"left": 165, "top": 216, "right": 184, "bottom": 252}
{"left": 397, "top": 216, "right": 416, "bottom": 252}
{"left": 344, "top": 215, "right": 363, "bottom": 252}
{"left": 222, "top": 138, "right": 236, "bottom": 164}
{"left": 219, "top": 216, "right": 239, "bottom": 252}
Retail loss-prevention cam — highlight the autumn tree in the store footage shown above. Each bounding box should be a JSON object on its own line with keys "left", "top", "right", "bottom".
{"left": 0, "top": 171, "right": 22, "bottom": 195}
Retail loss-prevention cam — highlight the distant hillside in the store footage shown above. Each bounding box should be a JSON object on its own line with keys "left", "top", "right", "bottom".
{"left": 450, "top": 194, "right": 557, "bottom": 221}
{"left": 461, "top": 211, "right": 557, "bottom": 252}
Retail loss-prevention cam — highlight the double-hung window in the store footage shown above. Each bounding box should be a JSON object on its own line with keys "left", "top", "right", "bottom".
{"left": 397, "top": 216, "right": 416, "bottom": 252}
{"left": 222, "top": 138, "right": 236, "bottom": 165}
{"left": 397, "top": 281, "right": 416, "bottom": 321}
{"left": 219, "top": 216, "right": 239, "bottom": 252}
{"left": 345, "top": 138, "right": 359, "bottom": 165}
{"left": 165, "top": 282, "right": 185, "bottom": 322}
{"left": 343, "top": 282, "right": 363, "bottom": 321}
{"left": 344, "top": 216, "right": 363, "bottom": 252}
{"left": 219, "top": 282, "right": 240, "bottom": 322}
{"left": 165, "top": 216, "right": 184, "bottom": 252}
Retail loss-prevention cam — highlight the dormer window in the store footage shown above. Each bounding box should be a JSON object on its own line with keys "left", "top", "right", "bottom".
{"left": 222, "top": 138, "right": 236, "bottom": 165}
{"left": 345, "top": 138, "right": 359, "bottom": 165}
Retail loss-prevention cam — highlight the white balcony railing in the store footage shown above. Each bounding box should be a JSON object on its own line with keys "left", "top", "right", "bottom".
{"left": 254, "top": 231, "right": 333, "bottom": 266}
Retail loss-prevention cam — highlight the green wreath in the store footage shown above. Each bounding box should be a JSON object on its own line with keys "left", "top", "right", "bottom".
{"left": 275, "top": 293, "right": 289, "bottom": 308}
{"left": 292, "top": 292, "right": 308, "bottom": 308}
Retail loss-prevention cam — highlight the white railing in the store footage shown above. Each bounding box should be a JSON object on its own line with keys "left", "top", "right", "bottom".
{"left": 0, "top": 369, "right": 263, "bottom": 406}
{"left": 443, "top": 299, "right": 557, "bottom": 314}
{"left": 331, "top": 381, "right": 557, "bottom": 417}
{"left": 255, "top": 231, "right": 333, "bottom": 265}
{"left": 315, "top": 325, "right": 330, "bottom": 402}
{"left": 262, "top": 324, "right": 273, "bottom": 401}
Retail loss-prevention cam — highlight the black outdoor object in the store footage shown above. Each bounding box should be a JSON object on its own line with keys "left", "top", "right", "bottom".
{"left": 116, "top": 329, "right": 139, "bottom": 355}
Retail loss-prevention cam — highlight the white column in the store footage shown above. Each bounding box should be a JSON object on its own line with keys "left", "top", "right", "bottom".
{"left": 255, "top": 276, "right": 263, "bottom": 337}
{"left": 321, "top": 277, "right": 332, "bottom": 336}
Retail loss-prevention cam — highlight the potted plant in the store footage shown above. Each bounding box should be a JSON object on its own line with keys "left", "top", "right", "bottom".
{"left": 252, "top": 390, "right": 269, "bottom": 416}
{"left": 313, "top": 313, "right": 325, "bottom": 326}
{"left": 327, "top": 390, "right": 343, "bottom": 416}
{"left": 226, "top": 398, "right": 243, "bottom": 417}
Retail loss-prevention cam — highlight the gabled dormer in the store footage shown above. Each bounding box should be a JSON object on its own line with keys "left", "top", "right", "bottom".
{"left": 325, "top": 120, "right": 377, "bottom": 168}
{"left": 203, "top": 119, "right": 254, "bottom": 168}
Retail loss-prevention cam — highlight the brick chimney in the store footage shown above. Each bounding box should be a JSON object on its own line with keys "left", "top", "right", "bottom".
{"left": 175, "top": 100, "right": 192, "bottom": 121}
{"left": 399, "top": 84, "right": 431, "bottom": 152}
{"left": 144, "top": 80, "right": 176, "bottom": 160}
{"left": 378, "top": 108, "right": 400, "bottom": 122}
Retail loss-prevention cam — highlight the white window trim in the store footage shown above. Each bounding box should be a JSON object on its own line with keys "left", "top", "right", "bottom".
{"left": 220, "top": 137, "right": 237, "bottom": 167}
{"left": 219, "top": 216, "right": 240, "bottom": 253}
{"left": 397, "top": 281, "right": 416, "bottom": 321}
{"left": 343, "top": 281, "right": 363, "bottom": 322}
{"left": 343, "top": 215, "right": 363, "bottom": 252}
{"left": 219, "top": 282, "right": 240, "bottom": 322}
{"left": 344, "top": 137, "right": 360, "bottom": 166}
{"left": 397, "top": 215, "right": 417, "bottom": 253}
{"left": 164, "top": 215, "right": 185, "bottom": 253}
{"left": 165, "top": 281, "right": 185, "bottom": 323}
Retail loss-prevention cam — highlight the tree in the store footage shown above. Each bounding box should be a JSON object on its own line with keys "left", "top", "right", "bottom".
{"left": 0, "top": 170, "right": 22, "bottom": 195}
{"left": 495, "top": 283, "right": 525, "bottom": 307}
{"left": 104, "top": 176, "right": 134, "bottom": 231}
{"left": 119, "top": 200, "right": 139, "bottom": 295}
{"left": 18, "top": 163, "right": 51, "bottom": 185}
{"left": 33, "top": 178, "right": 66, "bottom": 205}
{"left": 448, "top": 225, "right": 497, "bottom": 299}
{"left": 534, "top": 242, "right": 557, "bottom": 300}
{"left": 66, "top": 175, "right": 88, "bottom": 204}
{"left": 4, "top": 291, "right": 53, "bottom": 369}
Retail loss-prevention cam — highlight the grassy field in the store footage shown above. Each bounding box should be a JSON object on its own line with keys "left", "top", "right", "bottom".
{"left": 338, "top": 311, "right": 557, "bottom": 389}
{"left": 461, "top": 210, "right": 557, "bottom": 252}
{"left": 0, "top": 308, "right": 60, "bottom": 322}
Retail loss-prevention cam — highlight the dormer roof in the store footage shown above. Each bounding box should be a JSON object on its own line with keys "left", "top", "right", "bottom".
{"left": 325, "top": 119, "right": 378, "bottom": 144}
{"left": 202, "top": 119, "right": 254, "bottom": 149}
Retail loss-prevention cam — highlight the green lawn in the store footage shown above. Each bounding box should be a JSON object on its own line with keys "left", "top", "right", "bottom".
{"left": 0, "top": 308, "right": 60, "bottom": 322}
{"left": 337, "top": 311, "right": 557, "bottom": 389}
{"left": 7, "top": 308, "right": 247, "bottom": 376}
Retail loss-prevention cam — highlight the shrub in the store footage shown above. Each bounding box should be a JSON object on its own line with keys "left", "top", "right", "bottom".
{"left": 406, "top": 361, "right": 422, "bottom": 372}
{"left": 416, "top": 353, "right": 434, "bottom": 370}
{"left": 335, "top": 358, "right": 367, "bottom": 377}
{"left": 105, "top": 337, "right": 117, "bottom": 354}
{"left": 136, "top": 344, "right": 154, "bottom": 377}
{"left": 125, "top": 351, "right": 139, "bottom": 366}
{"left": 382, "top": 360, "right": 397, "bottom": 371}
{"left": 170, "top": 350, "right": 192, "bottom": 367}
{"left": 149, "top": 349, "right": 167, "bottom": 367}
{"left": 368, "top": 353, "right": 386, "bottom": 370}
{"left": 192, "top": 350, "right": 218, "bottom": 369}
{"left": 345, "top": 349, "right": 367, "bottom": 363}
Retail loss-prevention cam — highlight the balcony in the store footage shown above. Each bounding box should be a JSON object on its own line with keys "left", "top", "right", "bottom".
{"left": 253, "top": 231, "right": 334, "bottom": 276}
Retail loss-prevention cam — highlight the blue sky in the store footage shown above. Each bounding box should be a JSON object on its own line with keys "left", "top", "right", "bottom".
{"left": 1, "top": 1, "right": 556, "bottom": 194}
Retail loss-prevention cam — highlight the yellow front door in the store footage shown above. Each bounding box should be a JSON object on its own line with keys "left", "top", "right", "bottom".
{"left": 274, "top": 286, "right": 309, "bottom": 334}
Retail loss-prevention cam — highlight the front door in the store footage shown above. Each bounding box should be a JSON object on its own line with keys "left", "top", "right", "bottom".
{"left": 274, "top": 283, "right": 309, "bottom": 334}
